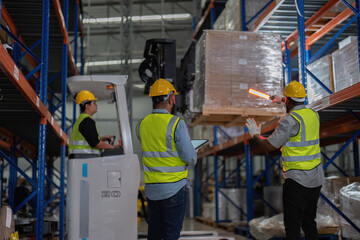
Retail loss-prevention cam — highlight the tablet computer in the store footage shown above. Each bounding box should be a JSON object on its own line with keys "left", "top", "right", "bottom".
{"left": 191, "top": 139, "right": 209, "bottom": 149}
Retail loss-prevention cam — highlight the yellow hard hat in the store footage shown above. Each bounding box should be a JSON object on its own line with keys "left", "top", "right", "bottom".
{"left": 149, "top": 78, "right": 179, "bottom": 97}
{"left": 283, "top": 81, "right": 307, "bottom": 98}
{"left": 75, "top": 90, "right": 98, "bottom": 105}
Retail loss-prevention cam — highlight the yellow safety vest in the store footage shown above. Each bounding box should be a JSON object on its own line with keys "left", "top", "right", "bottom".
{"left": 68, "top": 113, "right": 101, "bottom": 156}
{"left": 138, "top": 113, "right": 188, "bottom": 184}
{"left": 281, "top": 108, "right": 321, "bottom": 172}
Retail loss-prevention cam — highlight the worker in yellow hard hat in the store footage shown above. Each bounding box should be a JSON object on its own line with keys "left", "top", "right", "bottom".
{"left": 245, "top": 81, "right": 324, "bottom": 239}
{"left": 136, "top": 78, "right": 197, "bottom": 240}
{"left": 68, "top": 90, "right": 121, "bottom": 159}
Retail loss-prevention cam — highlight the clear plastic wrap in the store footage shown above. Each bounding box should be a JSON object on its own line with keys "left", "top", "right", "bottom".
{"left": 306, "top": 54, "right": 334, "bottom": 104}
{"left": 227, "top": 188, "right": 241, "bottom": 221}
{"left": 249, "top": 213, "right": 338, "bottom": 240}
{"left": 263, "top": 186, "right": 283, "bottom": 217}
{"left": 332, "top": 38, "right": 360, "bottom": 92}
{"left": 339, "top": 182, "right": 360, "bottom": 239}
{"left": 213, "top": 9, "right": 226, "bottom": 30}
{"left": 193, "top": 30, "right": 285, "bottom": 116}
{"left": 224, "top": 0, "right": 270, "bottom": 31}
{"left": 249, "top": 214, "right": 285, "bottom": 240}
{"left": 225, "top": 0, "right": 240, "bottom": 31}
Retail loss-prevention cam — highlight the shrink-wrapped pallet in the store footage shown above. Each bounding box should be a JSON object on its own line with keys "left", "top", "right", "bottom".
{"left": 193, "top": 30, "right": 285, "bottom": 122}
{"left": 332, "top": 39, "right": 360, "bottom": 92}
{"left": 306, "top": 54, "right": 334, "bottom": 104}
{"left": 318, "top": 176, "right": 360, "bottom": 225}
{"left": 339, "top": 182, "right": 360, "bottom": 239}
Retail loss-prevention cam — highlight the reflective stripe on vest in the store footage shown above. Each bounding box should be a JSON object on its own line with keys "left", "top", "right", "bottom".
{"left": 68, "top": 113, "right": 101, "bottom": 156}
{"left": 281, "top": 108, "right": 321, "bottom": 172}
{"left": 139, "top": 113, "right": 188, "bottom": 184}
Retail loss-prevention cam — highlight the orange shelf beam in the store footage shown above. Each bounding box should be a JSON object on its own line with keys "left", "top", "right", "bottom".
{"left": 52, "top": 0, "right": 78, "bottom": 76}
{"left": 1, "top": 5, "right": 40, "bottom": 78}
{"left": 192, "top": 0, "right": 215, "bottom": 40}
{"left": 250, "top": 0, "right": 286, "bottom": 32}
{"left": 306, "top": 3, "right": 355, "bottom": 46}
{"left": 0, "top": 126, "right": 36, "bottom": 159}
{"left": 0, "top": 46, "right": 69, "bottom": 145}
{"left": 282, "top": 0, "right": 341, "bottom": 51}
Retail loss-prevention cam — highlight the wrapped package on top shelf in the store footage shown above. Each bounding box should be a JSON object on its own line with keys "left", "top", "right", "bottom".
{"left": 193, "top": 30, "right": 285, "bottom": 118}
{"left": 213, "top": 8, "right": 226, "bottom": 30}
{"left": 225, "top": 0, "right": 240, "bottom": 31}
{"left": 339, "top": 182, "right": 360, "bottom": 239}
{"left": 306, "top": 54, "right": 334, "bottom": 104}
{"left": 332, "top": 38, "right": 360, "bottom": 92}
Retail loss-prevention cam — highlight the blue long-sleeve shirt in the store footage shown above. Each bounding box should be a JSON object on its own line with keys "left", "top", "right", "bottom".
{"left": 137, "top": 109, "right": 197, "bottom": 200}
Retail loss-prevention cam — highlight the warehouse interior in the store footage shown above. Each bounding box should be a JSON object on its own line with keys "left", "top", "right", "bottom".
{"left": 0, "top": 0, "right": 360, "bottom": 239}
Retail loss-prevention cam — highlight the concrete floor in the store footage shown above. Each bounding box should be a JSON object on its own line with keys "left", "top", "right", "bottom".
{"left": 138, "top": 218, "right": 248, "bottom": 240}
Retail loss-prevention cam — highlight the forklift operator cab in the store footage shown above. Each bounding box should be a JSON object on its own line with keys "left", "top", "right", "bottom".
{"left": 66, "top": 75, "right": 140, "bottom": 240}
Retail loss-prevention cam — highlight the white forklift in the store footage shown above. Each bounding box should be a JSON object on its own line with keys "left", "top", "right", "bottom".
{"left": 66, "top": 75, "right": 140, "bottom": 240}
{"left": 66, "top": 75, "right": 234, "bottom": 240}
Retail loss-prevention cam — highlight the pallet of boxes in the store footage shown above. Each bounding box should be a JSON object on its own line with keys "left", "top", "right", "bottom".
{"left": 318, "top": 176, "right": 360, "bottom": 239}
{"left": 190, "top": 30, "right": 285, "bottom": 127}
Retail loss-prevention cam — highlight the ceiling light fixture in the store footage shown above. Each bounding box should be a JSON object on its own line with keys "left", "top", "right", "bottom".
{"left": 83, "top": 13, "right": 192, "bottom": 24}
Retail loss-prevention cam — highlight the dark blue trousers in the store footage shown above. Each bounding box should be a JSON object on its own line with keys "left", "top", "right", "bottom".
{"left": 147, "top": 186, "right": 187, "bottom": 240}
{"left": 283, "top": 178, "right": 321, "bottom": 240}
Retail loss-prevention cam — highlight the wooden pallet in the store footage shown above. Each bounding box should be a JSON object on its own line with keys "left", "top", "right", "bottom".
{"left": 190, "top": 106, "right": 285, "bottom": 127}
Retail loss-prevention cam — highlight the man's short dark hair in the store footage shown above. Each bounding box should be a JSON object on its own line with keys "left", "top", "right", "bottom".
{"left": 80, "top": 101, "right": 92, "bottom": 112}
{"left": 152, "top": 95, "right": 167, "bottom": 105}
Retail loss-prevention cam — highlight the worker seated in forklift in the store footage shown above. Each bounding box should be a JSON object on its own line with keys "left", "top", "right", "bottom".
{"left": 68, "top": 90, "right": 123, "bottom": 159}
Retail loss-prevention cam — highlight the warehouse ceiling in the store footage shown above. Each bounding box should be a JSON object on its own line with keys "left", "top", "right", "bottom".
{"left": 80, "top": 0, "right": 199, "bottom": 97}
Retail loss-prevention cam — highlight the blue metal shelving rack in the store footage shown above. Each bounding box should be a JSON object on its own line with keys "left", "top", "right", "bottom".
{"left": 193, "top": 0, "right": 360, "bottom": 238}
{"left": 0, "top": 0, "right": 83, "bottom": 239}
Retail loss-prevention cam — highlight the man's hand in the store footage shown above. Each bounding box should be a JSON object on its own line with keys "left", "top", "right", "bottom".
{"left": 271, "top": 94, "right": 284, "bottom": 104}
{"left": 245, "top": 118, "right": 261, "bottom": 137}
{"left": 101, "top": 135, "right": 116, "bottom": 144}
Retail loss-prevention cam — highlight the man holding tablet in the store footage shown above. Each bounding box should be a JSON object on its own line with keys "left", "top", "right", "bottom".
{"left": 136, "top": 78, "right": 197, "bottom": 240}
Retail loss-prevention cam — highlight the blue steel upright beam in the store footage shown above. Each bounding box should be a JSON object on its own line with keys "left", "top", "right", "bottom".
{"left": 354, "top": 139, "right": 360, "bottom": 176}
{"left": 74, "top": 0, "right": 79, "bottom": 66}
{"left": 37, "top": 1, "right": 50, "bottom": 239}
{"left": 213, "top": 126, "right": 219, "bottom": 223}
{"left": 240, "top": 0, "right": 247, "bottom": 31}
{"left": 59, "top": 1, "right": 69, "bottom": 239}
{"left": 8, "top": 146, "right": 17, "bottom": 211}
{"left": 265, "top": 154, "right": 271, "bottom": 186}
{"left": 245, "top": 127, "right": 254, "bottom": 222}
{"left": 296, "top": 0, "right": 308, "bottom": 104}
{"left": 284, "top": 41, "right": 292, "bottom": 84}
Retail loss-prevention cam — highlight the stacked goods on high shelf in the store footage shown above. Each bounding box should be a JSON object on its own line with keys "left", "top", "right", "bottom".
{"left": 339, "top": 182, "right": 360, "bottom": 239}
{"left": 306, "top": 54, "right": 334, "bottom": 104}
{"left": 332, "top": 37, "right": 360, "bottom": 92}
{"left": 191, "top": 30, "right": 285, "bottom": 126}
{"left": 213, "top": 0, "right": 270, "bottom": 31}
